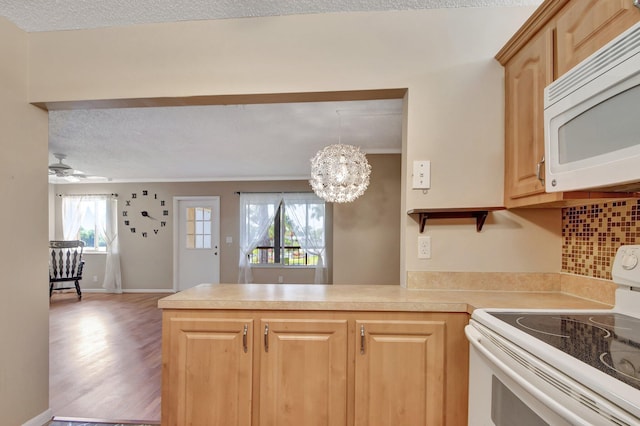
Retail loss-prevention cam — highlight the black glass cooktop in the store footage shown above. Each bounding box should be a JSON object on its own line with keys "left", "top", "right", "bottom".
{"left": 490, "top": 312, "right": 640, "bottom": 390}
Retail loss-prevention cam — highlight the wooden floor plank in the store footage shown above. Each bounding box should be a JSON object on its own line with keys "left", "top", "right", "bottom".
{"left": 49, "top": 292, "right": 165, "bottom": 423}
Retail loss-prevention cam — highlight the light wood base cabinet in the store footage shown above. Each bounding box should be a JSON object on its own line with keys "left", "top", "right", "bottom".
{"left": 354, "top": 320, "right": 445, "bottom": 426}
{"left": 163, "top": 317, "right": 254, "bottom": 426}
{"left": 259, "top": 319, "right": 348, "bottom": 426}
{"left": 161, "top": 310, "right": 468, "bottom": 426}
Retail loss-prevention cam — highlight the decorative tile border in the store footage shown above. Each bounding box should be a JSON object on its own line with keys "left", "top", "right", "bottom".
{"left": 562, "top": 200, "right": 640, "bottom": 280}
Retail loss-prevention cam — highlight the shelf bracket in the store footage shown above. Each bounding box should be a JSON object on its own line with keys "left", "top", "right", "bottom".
{"left": 473, "top": 211, "right": 489, "bottom": 232}
{"left": 418, "top": 214, "right": 428, "bottom": 233}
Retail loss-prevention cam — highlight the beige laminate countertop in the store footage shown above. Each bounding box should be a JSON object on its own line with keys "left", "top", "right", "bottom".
{"left": 158, "top": 283, "right": 612, "bottom": 313}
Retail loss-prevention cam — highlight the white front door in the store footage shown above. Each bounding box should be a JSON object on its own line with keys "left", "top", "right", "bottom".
{"left": 174, "top": 196, "right": 220, "bottom": 291}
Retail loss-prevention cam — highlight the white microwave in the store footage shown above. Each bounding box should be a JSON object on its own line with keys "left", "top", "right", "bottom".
{"left": 544, "top": 21, "right": 640, "bottom": 193}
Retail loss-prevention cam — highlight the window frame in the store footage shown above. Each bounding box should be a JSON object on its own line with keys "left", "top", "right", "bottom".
{"left": 61, "top": 196, "right": 109, "bottom": 252}
{"left": 247, "top": 195, "right": 325, "bottom": 268}
{"left": 78, "top": 197, "right": 107, "bottom": 252}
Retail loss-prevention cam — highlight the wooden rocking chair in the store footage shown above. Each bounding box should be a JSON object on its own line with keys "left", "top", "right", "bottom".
{"left": 49, "top": 240, "right": 85, "bottom": 300}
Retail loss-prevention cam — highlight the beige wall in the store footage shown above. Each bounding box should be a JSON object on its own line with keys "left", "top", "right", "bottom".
{"left": 0, "top": 17, "right": 50, "bottom": 425}
{"left": 28, "top": 6, "right": 562, "bottom": 285}
{"left": 53, "top": 180, "right": 326, "bottom": 289}
{"left": 53, "top": 156, "right": 400, "bottom": 289}
{"left": 0, "top": 5, "right": 563, "bottom": 422}
{"left": 334, "top": 154, "right": 401, "bottom": 284}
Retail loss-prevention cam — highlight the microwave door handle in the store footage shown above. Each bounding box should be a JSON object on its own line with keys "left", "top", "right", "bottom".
{"left": 536, "top": 156, "right": 545, "bottom": 185}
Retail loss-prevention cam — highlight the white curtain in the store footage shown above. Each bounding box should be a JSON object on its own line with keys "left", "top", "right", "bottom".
{"left": 61, "top": 194, "right": 122, "bottom": 293}
{"left": 283, "top": 193, "right": 327, "bottom": 284}
{"left": 62, "top": 195, "right": 89, "bottom": 240}
{"left": 238, "top": 193, "right": 283, "bottom": 283}
{"left": 102, "top": 197, "right": 122, "bottom": 293}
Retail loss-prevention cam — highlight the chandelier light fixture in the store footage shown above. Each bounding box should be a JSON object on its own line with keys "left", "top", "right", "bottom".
{"left": 309, "top": 143, "right": 371, "bottom": 203}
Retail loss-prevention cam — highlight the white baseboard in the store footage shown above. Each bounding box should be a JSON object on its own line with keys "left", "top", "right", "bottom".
{"left": 22, "top": 408, "right": 52, "bottom": 426}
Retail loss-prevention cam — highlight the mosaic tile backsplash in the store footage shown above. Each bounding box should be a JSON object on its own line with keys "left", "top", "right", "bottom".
{"left": 563, "top": 200, "right": 640, "bottom": 280}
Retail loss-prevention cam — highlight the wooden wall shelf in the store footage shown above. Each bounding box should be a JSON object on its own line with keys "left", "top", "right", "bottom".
{"left": 407, "top": 207, "right": 505, "bottom": 233}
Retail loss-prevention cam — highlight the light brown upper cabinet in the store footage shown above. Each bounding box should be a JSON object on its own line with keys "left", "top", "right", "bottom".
{"left": 498, "top": 0, "right": 640, "bottom": 208}
{"left": 504, "top": 28, "right": 554, "bottom": 205}
{"left": 556, "top": 0, "right": 640, "bottom": 76}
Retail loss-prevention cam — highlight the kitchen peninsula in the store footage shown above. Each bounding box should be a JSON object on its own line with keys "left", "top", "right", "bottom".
{"left": 159, "top": 283, "right": 610, "bottom": 426}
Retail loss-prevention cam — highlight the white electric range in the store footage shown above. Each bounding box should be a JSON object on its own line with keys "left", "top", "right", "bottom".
{"left": 466, "top": 245, "right": 640, "bottom": 426}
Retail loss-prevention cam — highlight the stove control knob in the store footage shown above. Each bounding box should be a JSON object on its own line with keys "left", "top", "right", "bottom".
{"left": 622, "top": 251, "right": 639, "bottom": 270}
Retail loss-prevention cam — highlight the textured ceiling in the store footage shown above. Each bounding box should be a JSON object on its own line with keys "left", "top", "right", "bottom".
{"left": 48, "top": 100, "right": 403, "bottom": 183}
{"left": 1, "top": 0, "right": 542, "bottom": 32}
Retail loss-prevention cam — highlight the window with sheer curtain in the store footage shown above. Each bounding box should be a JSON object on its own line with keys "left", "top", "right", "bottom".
{"left": 63, "top": 197, "right": 107, "bottom": 251}
{"left": 238, "top": 193, "right": 326, "bottom": 284}
{"left": 61, "top": 194, "right": 122, "bottom": 293}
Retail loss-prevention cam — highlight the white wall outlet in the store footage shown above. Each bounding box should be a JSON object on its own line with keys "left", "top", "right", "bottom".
{"left": 278, "top": 275, "right": 284, "bottom": 283}
{"left": 412, "top": 160, "right": 431, "bottom": 189}
{"left": 226, "top": 236, "right": 233, "bottom": 244}
{"left": 418, "top": 236, "right": 431, "bottom": 259}
{"left": 93, "top": 275, "right": 98, "bottom": 282}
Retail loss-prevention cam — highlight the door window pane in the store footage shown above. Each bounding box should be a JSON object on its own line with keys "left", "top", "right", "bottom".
{"left": 186, "top": 207, "right": 212, "bottom": 249}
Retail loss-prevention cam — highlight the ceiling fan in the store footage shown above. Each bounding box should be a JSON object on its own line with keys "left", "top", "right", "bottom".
{"left": 48, "top": 153, "right": 99, "bottom": 182}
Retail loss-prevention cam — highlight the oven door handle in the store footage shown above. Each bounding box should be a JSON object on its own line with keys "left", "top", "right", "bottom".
{"left": 465, "top": 324, "right": 591, "bottom": 426}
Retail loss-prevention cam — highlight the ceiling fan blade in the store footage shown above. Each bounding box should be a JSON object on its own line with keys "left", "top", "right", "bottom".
{"left": 48, "top": 153, "right": 74, "bottom": 177}
{"left": 48, "top": 153, "right": 107, "bottom": 182}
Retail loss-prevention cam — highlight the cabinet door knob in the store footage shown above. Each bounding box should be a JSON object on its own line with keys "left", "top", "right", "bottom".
{"left": 360, "top": 325, "right": 366, "bottom": 355}
{"left": 264, "top": 323, "right": 269, "bottom": 352}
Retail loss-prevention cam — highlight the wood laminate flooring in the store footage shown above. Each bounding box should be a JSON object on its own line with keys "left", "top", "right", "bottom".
{"left": 49, "top": 292, "right": 165, "bottom": 423}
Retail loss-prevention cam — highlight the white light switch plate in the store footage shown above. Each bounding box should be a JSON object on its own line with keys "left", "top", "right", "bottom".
{"left": 412, "top": 160, "right": 431, "bottom": 189}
